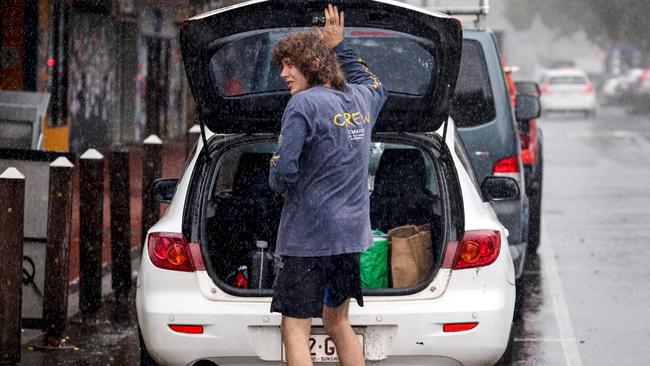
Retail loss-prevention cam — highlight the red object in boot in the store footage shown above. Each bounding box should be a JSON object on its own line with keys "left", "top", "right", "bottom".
{"left": 234, "top": 269, "right": 249, "bottom": 289}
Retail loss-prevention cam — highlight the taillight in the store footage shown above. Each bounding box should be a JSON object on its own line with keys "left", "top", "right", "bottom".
{"left": 580, "top": 84, "right": 593, "bottom": 94}
{"left": 148, "top": 232, "right": 196, "bottom": 272}
{"left": 453, "top": 230, "right": 501, "bottom": 269}
{"left": 540, "top": 84, "right": 552, "bottom": 95}
{"left": 519, "top": 131, "right": 530, "bottom": 150}
{"left": 493, "top": 156, "right": 520, "bottom": 177}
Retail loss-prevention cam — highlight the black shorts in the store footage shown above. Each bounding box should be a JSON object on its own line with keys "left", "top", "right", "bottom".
{"left": 270, "top": 253, "right": 364, "bottom": 319}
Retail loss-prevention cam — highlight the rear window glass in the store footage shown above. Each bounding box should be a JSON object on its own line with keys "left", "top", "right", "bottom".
{"left": 548, "top": 76, "right": 586, "bottom": 85}
{"left": 210, "top": 28, "right": 435, "bottom": 96}
{"left": 449, "top": 40, "right": 496, "bottom": 128}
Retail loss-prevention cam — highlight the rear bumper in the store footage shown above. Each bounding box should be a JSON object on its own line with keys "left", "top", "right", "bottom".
{"left": 137, "top": 262, "right": 514, "bottom": 366}
{"left": 541, "top": 94, "right": 596, "bottom": 111}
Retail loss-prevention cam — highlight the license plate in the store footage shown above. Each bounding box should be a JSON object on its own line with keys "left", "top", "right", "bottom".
{"left": 282, "top": 333, "right": 364, "bottom": 363}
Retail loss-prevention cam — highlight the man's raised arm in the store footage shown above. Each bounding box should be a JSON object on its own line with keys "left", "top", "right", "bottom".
{"left": 316, "top": 4, "right": 386, "bottom": 93}
{"left": 333, "top": 42, "right": 383, "bottom": 90}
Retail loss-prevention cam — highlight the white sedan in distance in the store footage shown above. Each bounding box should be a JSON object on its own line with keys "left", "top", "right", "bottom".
{"left": 540, "top": 68, "right": 598, "bottom": 117}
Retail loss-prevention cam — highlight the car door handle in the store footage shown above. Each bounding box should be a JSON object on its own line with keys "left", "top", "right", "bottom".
{"left": 474, "top": 151, "right": 490, "bottom": 157}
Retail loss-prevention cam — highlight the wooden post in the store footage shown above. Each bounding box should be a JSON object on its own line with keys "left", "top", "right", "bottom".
{"left": 0, "top": 168, "right": 25, "bottom": 365}
{"left": 42, "top": 157, "right": 74, "bottom": 345}
{"left": 142, "top": 135, "right": 162, "bottom": 245}
{"left": 109, "top": 151, "right": 131, "bottom": 301}
{"left": 79, "top": 149, "right": 104, "bottom": 318}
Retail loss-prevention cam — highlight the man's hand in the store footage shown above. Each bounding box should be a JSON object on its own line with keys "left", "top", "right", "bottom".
{"left": 315, "top": 4, "right": 344, "bottom": 49}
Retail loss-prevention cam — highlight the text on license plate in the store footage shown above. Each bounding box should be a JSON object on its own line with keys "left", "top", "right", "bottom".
{"left": 282, "top": 334, "right": 364, "bottom": 363}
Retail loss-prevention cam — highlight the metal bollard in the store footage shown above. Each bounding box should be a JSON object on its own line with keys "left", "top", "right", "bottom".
{"left": 141, "top": 135, "right": 162, "bottom": 245}
{"left": 42, "top": 157, "right": 74, "bottom": 344}
{"left": 186, "top": 124, "right": 201, "bottom": 157}
{"left": 109, "top": 151, "right": 131, "bottom": 301}
{"left": 79, "top": 149, "right": 104, "bottom": 317}
{"left": 0, "top": 168, "right": 25, "bottom": 365}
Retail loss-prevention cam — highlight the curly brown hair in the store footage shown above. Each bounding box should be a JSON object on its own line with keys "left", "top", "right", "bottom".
{"left": 272, "top": 31, "right": 346, "bottom": 91}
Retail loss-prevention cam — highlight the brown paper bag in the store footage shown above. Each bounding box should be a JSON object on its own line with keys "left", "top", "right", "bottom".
{"left": 388, "top": 224, "right": 434, "bottom": 288}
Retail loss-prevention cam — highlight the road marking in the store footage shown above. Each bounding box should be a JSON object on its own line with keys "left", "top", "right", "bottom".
{"left": 540, "top": 219, "right": 584, "bottom": 366}
{"left": 612, "top": 130, "right": 636, "bottom": 138}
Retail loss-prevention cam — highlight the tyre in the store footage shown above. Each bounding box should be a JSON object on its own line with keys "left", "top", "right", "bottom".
{"left": 139, "top": 327, "right": 159, "bottom": 366}
{"left": 527, "top": 148, "right": 543, "bottom": 253}
{"left": 513, "top": 274, "right": 525, "bottom": 321}
{"left": 527, "top": 189, "right": 542, "bottom": 253}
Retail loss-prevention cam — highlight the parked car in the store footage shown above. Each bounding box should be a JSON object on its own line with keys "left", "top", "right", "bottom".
{"left": 136, "top": 1, "right": 516, "bottom": 365}
{"left": 629, "top": 70, "right": 650, "bottom": 113}
{"left": 449, "top": 29, "right": 534, "bottom": 317}
{"left": 601, "top": 74, "right": 627, "bottom": 105}
{"left": 502, "top": 67, "right": 545, "bottom": 249}
{"left": 539, "top": 68, "right": 598, "bottom": 116}
{"left": 513, "top": 81, "right": 544, "bottom": 251}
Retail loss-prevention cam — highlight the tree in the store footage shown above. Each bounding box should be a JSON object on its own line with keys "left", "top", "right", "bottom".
{"left": 503, "top": 0, "right": 650, "bottom": 55}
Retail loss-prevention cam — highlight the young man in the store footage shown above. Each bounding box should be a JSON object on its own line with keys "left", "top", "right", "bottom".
{"left": 269, "top": 5, "right": 387, "bottom": 366}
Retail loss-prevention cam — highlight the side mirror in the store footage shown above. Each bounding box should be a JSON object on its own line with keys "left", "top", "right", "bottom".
{"left": 152, "top": 178, "right": 179, "bottom": 204}
{"left": 515, "top": 94, "right": 541, "bottom": 121}
{"left": 481, "top": 176, "right": 520, "bottom": 202}
{"left": 514, "top": 81, "right": 540, "bottom": 96}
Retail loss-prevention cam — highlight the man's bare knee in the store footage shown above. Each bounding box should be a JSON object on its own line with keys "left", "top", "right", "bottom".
{"left": 322, "top": 302, "right": 350, "bottom": 335}
{"left": 282, "top": 316, "right": 311, "bottom": 336}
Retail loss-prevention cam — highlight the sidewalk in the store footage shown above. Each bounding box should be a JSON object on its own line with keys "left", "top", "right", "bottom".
{"left": 20, "top": 286, "right": 139, "bottom": 366}
{"left": 16, "top": 141, "right": 189, "bottom": 365}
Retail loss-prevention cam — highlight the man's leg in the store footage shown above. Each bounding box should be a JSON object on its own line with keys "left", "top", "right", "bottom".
{"left": 322, "top": 300, "right": 364, "bottom": 366}
{"left": 281, "top": 315, "right": 313, "bottom": 366}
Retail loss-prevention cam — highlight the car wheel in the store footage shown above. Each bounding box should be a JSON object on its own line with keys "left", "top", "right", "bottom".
{"left": 527, "top": 189, "right": 542, "bottom": 253}
{"left": 139, "top": 327, "right": 159, "bottom": 366}
{"left": 528, "top": 149, "right": 543, "bottom": 253}
{"left": 513, "top": 274, "right": 526, "bottom": 321}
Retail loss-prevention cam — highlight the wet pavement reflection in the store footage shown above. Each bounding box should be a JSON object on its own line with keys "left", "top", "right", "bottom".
{"left": 496, "top": 252, "right": 571, "bottom": 366}
{"left": 21, "top": 292, "right": 140, "bottom": 366}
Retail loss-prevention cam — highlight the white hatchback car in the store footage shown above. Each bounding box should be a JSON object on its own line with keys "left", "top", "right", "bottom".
{"left": 540, "top": 68, "right": 598, "bottom": 116}
{"left": 136, "top": 1, "right": 515, "bottom": 365}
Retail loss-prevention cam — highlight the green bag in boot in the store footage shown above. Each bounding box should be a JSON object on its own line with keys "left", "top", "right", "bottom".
{"left": 360, "top": 230, "right": 389, "bottom": 288}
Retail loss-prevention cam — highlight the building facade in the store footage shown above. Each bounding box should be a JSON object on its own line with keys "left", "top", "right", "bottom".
{"left": 0, "top": 0, "right": 235, "bottom": 152}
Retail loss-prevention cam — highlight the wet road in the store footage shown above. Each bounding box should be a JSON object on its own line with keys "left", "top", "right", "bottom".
{"left": 20, "top": 107, "right": 650, "bottom": 365}
{"left": 498, "top": 107, "right": 650, "bottom": 365}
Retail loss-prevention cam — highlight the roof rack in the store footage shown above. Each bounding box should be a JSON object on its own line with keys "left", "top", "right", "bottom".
{"left": 430, "top": 0, "right": 490, "bottom": 30}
